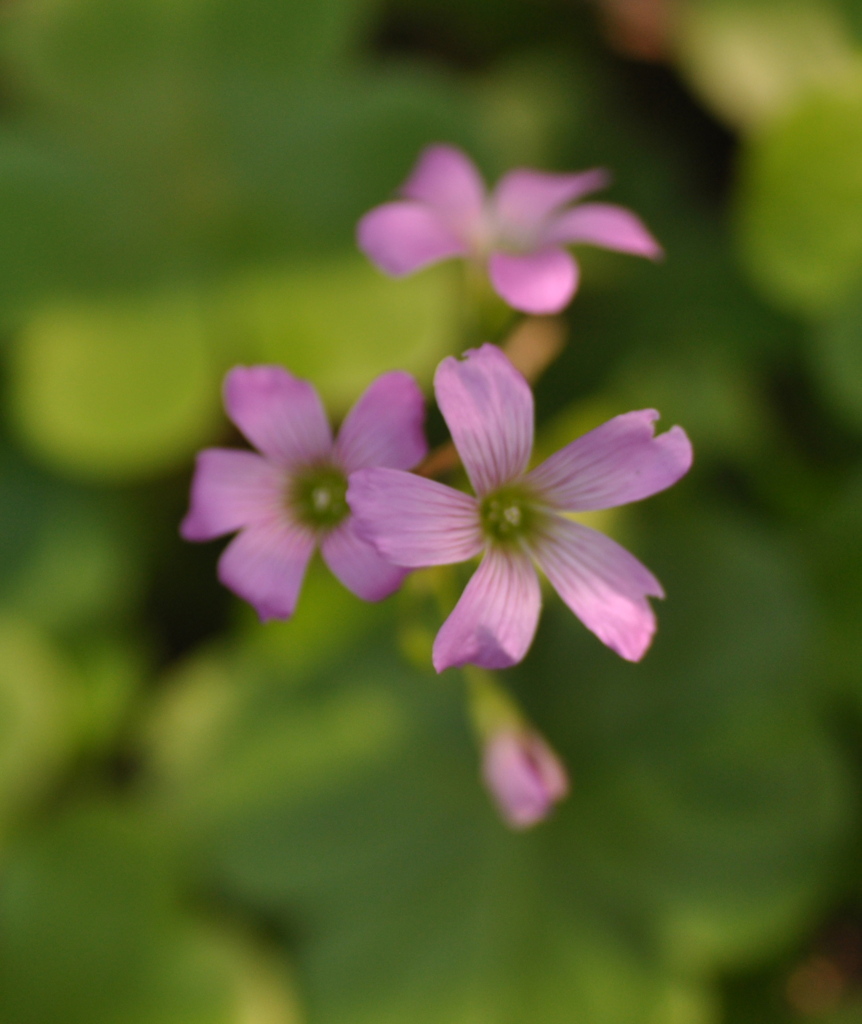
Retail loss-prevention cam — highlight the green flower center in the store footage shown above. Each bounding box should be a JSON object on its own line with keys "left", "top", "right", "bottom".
{"left": 289, "top": 466, "right": 349, "bottom": 530}
{"left": 480, "top": 486, "right": 538, "bottom": 544}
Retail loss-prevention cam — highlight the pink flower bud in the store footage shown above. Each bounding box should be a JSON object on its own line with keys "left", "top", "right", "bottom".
{"left": 482, "top": 729, "right": 569, "bottom": 829}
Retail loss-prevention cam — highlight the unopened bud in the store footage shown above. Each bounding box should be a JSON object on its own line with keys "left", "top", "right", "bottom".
{"left": 482, "top": 729, "right": 569, "bottom": 829}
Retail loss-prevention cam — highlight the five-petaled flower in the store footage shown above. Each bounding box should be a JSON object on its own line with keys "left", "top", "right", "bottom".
{"left": 348, "top": 345, "right": 693, "bottom": 672}
{"left": 181, "top": 366, "right": 427, "bottom": 620}
{"left": 357, "top": 144, "right": 662, "bottom": 315}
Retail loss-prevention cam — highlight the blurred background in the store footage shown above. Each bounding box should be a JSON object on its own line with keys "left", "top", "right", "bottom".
{"left": 0, "top": 0, "right": 862, "bottom": 1021}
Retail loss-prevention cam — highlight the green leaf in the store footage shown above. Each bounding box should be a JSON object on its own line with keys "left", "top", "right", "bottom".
{"left": 225, "top": 253, "right": 459, "bottom": 409}
{"left": 0, "top": 803, "right": 299, "bottom": 1024}
{"left": 735, "top": 78, "right": 862, "bottom": 313}
{"left": 11, "top": 290, "right": 221, "bottom": 480}
{"left": 0, "top": 617, "right": 76, "bottom": 837}
{"left": 675, "top": 0, "right": 862, "bottom": 131}
{"left": 812, "top": 288, "right": 862, "bottom": 429}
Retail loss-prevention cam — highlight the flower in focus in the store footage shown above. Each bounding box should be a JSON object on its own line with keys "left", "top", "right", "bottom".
{"left": 357, "top": 143, "right": 662, "bottom": 315}
{"left": 181, "top": 366, "right": 427, "bottom": 620}
{"left": 483, "top": 728, "right": 569, "bottom": 830}
{"left": 348, "top": 345, "right": 692, "bottom": 672}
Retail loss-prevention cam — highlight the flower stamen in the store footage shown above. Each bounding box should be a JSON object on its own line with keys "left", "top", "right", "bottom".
{"left": 290, "top": 466, "right": 350, "bottom": 530}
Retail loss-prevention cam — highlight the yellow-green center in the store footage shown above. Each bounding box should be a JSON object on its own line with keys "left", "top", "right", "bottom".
{"left": 289, "top": 466, "right": 349, "bottom": 530}
{"left": 480, "top": 486, "right": 537, "bottom": 544}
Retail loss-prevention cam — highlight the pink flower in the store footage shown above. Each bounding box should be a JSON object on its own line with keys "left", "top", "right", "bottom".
{"left": 181, "top": 366, "right": 428, "bottom": 620}
{"left": 348, "top": 345, "right": 692, "bottom": 672}
{"left": 357, "top": 144, "right": 662, "bottom": 315}
{"left": 483, "top": 728, "right": 569, "bottom": 829}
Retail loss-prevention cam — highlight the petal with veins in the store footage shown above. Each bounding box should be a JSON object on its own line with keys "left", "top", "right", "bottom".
{"left": 180, "top": 448, "right": 284, "bottom": 541}
{"left": 434, "top": 344, "right": 534, "bottom": 496}
{"left": 335, "top": 370, "right": 427, "bottom": 473}
{"left": 527, "top": 410, "right": 693, "bottom": 511}
{"left": 533, "top": 516, "right": 663, "bottom": 662}
{"left": 321, "top": 517, "right": 409, "bottom": 602}
{"left": 348, "top": 467, "right": 483, "bottom": 567}
{"left": 433, "top": 546, "right": 542, "bottom": 672}
{"left": 223, "top": 366, "right": 332, "bottom": 468}
{"left": 217, "top": 518, "right": 316, "bottom": 622}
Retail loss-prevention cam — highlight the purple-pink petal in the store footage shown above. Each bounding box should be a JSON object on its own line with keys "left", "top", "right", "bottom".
{"left": 483, "top": 729, "right": 569, "bottom": 829}
{"left": 532, "top": 516, "right": 663, "bottom": 662}
{"left": 320, "top": 517, "right": 409, "bottom": 602}
{"left": 356, "top": 201, "right": 468, "bottom": 276}
{"left": 434, "top": 344, "right": 534, "bottom": 495}
{"left": 400, "top": 144, "right": 486, "bottom": 236}
{"left": 491, "top": 167, "right": 609, "bottom": 241}
{"left": 217, "top": 518, "right": 316, "bottom": 622}
{"left": 223, "top": 366, "right": 333, "bottom": 468}
{"left": 347, "top": 467, "right": 483, "bottom": 567}
{"left": 180, "top": 448, "right": 283, "bottom": 542}
{"left": 526, "top": 411, "right": 693, "bottom": 512}
{"left": 335, "top": 370, "right": 428, "bottom": 474}
{"left": 542, "top": 202, "right": 663, "bottom": 259}
{"left": 433, "top": 546, "right": 541, "bottom": 672}
{"left": 488, "top": 248, "right": 579, "bottom": 315}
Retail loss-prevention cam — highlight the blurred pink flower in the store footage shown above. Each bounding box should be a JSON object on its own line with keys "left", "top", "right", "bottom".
{"left": 182, "top": 366, "right": 427, "bottom": 620}
{"left": 357, "top": 144, "right": 662, "bottom": 315}
{"left": 349, "top": 345, "right": 692, "bottom": 671}
{"left": 483, "top": 728, "right": 569, "bottom": 829}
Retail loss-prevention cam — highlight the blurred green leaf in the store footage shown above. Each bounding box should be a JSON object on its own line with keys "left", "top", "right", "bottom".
{"left": 147, "top": 637, "right": 717, "bottom": 1024}
{"left": 137, "top": 507, "right": 850, "bottom": 1022}
{"left": 523, "top": 508, "right": 851, "bottom": 972}
{"left": 0, "top": 802, "right": 299, "bottom": 1024}
{"left": 0, "top": 617, "right": 76, "bottom": 838}
{"left": 11, "top": 290, "right": 222, "bottom": 480}
{"left": 675, "top": 0, "right": 862, "bottom": 131}
{"left": 226, "top": 253, "right": 458, "bottom": 408}
{"left": 736, "top": 78, "right": 862, "bottom": 314}
{"left": 811, "top": 289, "right": 862, "bottom": 430}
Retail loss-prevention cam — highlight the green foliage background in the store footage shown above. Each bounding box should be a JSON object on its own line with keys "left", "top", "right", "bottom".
{"left": 0, "top": 0, "right": 861, "bottom": 1021}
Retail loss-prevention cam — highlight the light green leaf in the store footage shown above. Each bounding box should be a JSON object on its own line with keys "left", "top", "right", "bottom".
{"left": 11, "top": 291, "right": 221, "bottom": 480}
{"left": 675, "top": 0, "right": 862, "bottom": 131}
{"left": 735, "top": 79, "right": 862, "bottom": 313}
{"left": 225, "top": 254, "right": 459, "bottom": 409}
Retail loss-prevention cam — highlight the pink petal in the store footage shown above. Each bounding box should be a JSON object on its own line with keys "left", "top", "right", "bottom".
{"left": 542, "top": 202, "right": 663, "bottom": 259}
{"left": 526, "top": 411, "right": 693, "bottom": 512}
{"left": 223, "top": 366, "right": 332, "bottom": 468}
{"left": 321, "top": 517, "right": 409, "bottom": 602}
{"left": 433, "top": 546, "right": 541, "bottom": 672}
{"left": 400, "top": 144, "right": 486, "bottom": 236}
{"left": 434, "top": 344, "right": 533, "bottom": 496}
{"left": 217, "top": 517, "right": 316, "bottom": 622}
{"left": 483, "top": 729, "right": 569, "bottom": 829}
{"left": 356, "top": 201, "right": 468, "bottom": 276}
{"left": 180, "top": 448, "right": 284, "bottom": 541}
{"left": 491, "top": 167, "right": 609, "bottom": 241}
{"left": 532, "top": 516, "right": 663, "bottom": 662}
{"left": 335, "top": 370, "right": 428, "bottom": 474}
{"left": 488, "top": 248, "right": 579, "bottom": 315}
{"left": 347, "top": 467, "right": 483, "bottom": 567}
